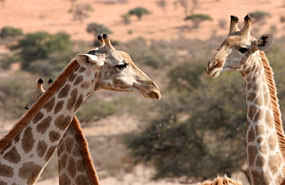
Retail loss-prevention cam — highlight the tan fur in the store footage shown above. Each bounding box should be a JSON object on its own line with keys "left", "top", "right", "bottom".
{"left": 260, "top": 51, "right": 285, "bottom": 158}
{"left": 196, "top": 176, "right": 242, "bottom": 185}
{"left": 70, "top": 116, "right": 99, "bottom": 185}
{"left": 0, "top": 59, "right": 79, "bottom": 152}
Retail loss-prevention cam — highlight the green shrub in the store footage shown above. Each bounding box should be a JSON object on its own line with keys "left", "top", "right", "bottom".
{"left": 184, "top": 14, "right": 212, "bottom": 28}
{"left": 0, "top": 78, "right": 32, "bottom": 119}
{"left": 11, "top": 31, "right": 72, "bottom": 71}
{"left": 0, "top": 26, "right": 23, "bottom": 39}
{"left": 184, "top": 14, "right": 212, "bottom": 21}
{"left": 129, "top": 7, "right": 151, "bottom": 20}
{"left": 121, "top": 13, "right": 131, "bottom": 24}
{"left": 77, "top": 100, "right": 118, "bottom": 121}
{"left": 249, "top": 11, "right": 270, "bottom": 22}
{"left": 87, "top": 23, "right": 113, "bottom": 35}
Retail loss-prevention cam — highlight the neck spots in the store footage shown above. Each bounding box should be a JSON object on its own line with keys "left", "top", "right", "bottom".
{"left": 49, "top": 131, "right": 60, "bottom": 142}
{"left": 37, "top": 140, "right": 47, "bottom": 158}
{"left": 67, "top": 89, "right": 78, "bottom": 111}
{"left": 248, "top": 145, "right": 258, "bottom": 166}
{"left": 33, "top": 112, "right": 44, "bottom": 124}
{"left": 54, "top": 115, "right": 72, "bottom": 130}
{"left": 18, "top": 162, "right": 41, "bottom": 185}
{"left": 36, "top": 116, "right": 52, "bottom": 134}
{"left": 43, "top": 97, "right": 55, "bottom": 112}
{"left": 74, "top": 76, "right": 83, "bottom": 86}
{"left": 22, "top": 126, "right": 35, "bottom": 153}
{"left": 3, "top": 146, "right": 21, "bottom": 164}
{"left": 58, "top": 84, "right": 70, "bottom": 99}
{"left": 0, "top": 162, "right": 14, "bottom": 178}
{"left": 54, "top": 100, "right": 64, "bottom": 114}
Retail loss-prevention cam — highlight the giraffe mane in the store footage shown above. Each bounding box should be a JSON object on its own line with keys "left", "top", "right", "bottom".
{"left": 0, "top": 59, "right": 80, "bottom": 152}
{"left": 71, "top": 116, "right": 99, "bottom": 185}
{"left": 260, "top": 51, "right": 285, "bottom": 158}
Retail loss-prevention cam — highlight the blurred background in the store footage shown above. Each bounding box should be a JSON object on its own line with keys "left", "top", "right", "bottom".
{"left": 0, "top": 0, "right": 285, "bottom": 184}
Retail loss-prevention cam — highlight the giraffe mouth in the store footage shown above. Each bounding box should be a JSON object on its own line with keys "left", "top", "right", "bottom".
{"left": 133, "top": 83, "right": 161, "bottom": 100}
{"left": 205, "top": 68, "right": 222, "bottom": 78}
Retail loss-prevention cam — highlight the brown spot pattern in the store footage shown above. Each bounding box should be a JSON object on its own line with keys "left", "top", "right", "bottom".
{"left": 247, "top": 82, "right": 252, "bottom": 90}
{"left": 76, "top": 174, "right": 90, "bottom": 185}
{"left": 247, "top": 126, "right": 255, "bottom": 142}
{"left": 59, "top": 154, "right": 68, "bottom": 169}
{"left": 67, "top": 157, "right": 76, "bottom": 177}
{"left": 66, "top": 138, "right": 74, "bottom": 153}
{"left": 37, "top": 140, "right": 47, "bottom": 157}
{"left": 74, "top": 94, "right": 84, "bottom": 111}
{"left": 58, "top": 84, "right": 70, "bottom": 99}
{"left": 268, "top": 134, "right": 277, "bottom": 151}
{"left": 59, "top": 173, "right": 71, "bottom": 185}
{"left": 255, "top": 124, "right": 265, "bottom": 135}
{"left": 3, "top": 146, "right": 20, "bottom": 163}
{"left": 22, "top": 126, "right": 35, "bottom": 153}
{"left": 247, "top": 92, "right": 256, "bottom": 102}
{"left": 68, "top": 73, "right": 76, "bottom": 81}
{"left": 259, "top": 143, "right": 267, "bottom": 155}
{"left": 45, "top": 146, "right": 56, "bottom": 161}
{"left": 268, "top": 155, "right": 279, "bottom": 175}
{"left": 44, "top": 97, "right": 55, "bottom": 112}
{"left": 54, "top": 100, "right": 64, "bottom": 114}
{"left": 79, "top": 67, "right": 86, "bottom": 73}
{"left": 77, "top": 159, "right": 85, "bottom": 172}
{"left": 33, "top": 112, "right": 44, "bottom": 124}
{"left": 248, "top": 105, "right": 257, "bottom": 121}
{"left": 265, "top": 110, "right": 274, "bottom": 128}
{"left": 251, "top": 170, "right": 267, "bottom": 184}
{"left": 0, "top": 163, "right": 14, "bottom": 177}
{"left": 81, "top": 82, "right": 90, "bottom": 89}
{"left": 18, "top": 162, "right": 41, "bottom": 185}
{"left": 74, "top": 75, "right": 83, "bottom": 86}
{"left": 248, "top": 146, "right": 257, "bottom": 166}
{"left": 0, "top": 181, "right": 7, "bottom": 185}
{"left": 253, "top": 109, "right": 264, "bottom": 122}
{"left": 55, "top": 115, "right": 72, "bottom": 130}
{"left": 49, "top": 131, "right": 60, "bottom": 142}
{"left": 36, "top": 116, "right": 52, "bottom": 134}
{"left": 255, "top": 155, "right": 265, "bottom": 167}
{"left": 67, "top": 89, "right": 78, "bottom": 111}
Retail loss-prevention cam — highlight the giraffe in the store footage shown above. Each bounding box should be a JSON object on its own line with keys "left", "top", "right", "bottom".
{"left": 25, "top": 79, "right": 99, "bottom": 185}
{"left": 205, "top": 15, "right": 285, "bottom": 185}
{"left": 0, "top": 33, "right": 161, "bottom": 185}
{"left": 196, "top": 176, "right": 242, "bottom": 185}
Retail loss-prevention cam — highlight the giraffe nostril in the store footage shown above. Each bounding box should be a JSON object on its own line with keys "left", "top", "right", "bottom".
{"left": 208, "top": 60, "right": 217, "bottom": 68}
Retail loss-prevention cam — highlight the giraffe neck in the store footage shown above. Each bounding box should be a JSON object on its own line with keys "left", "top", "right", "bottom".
{"left": 243, "top": 51, "right": 285, "bottom": 185}
{"left": 57, "top": 116, "right": 99, "bottom": 185}
{"left": 0, "top": 61, "right": 98, "bottom": 185}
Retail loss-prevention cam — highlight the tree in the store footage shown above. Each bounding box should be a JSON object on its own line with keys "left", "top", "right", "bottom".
{"left": 126, "top": 61, "right": 247, "bottom": 181}
{"left": 0, "top": 26, "right": 23, "bottom": 39}
{"left": 11, "top": 32, "right": 72, "bottom": 70}
{"left": 69, "top": 3, "right": 93, "bottom": 23}
{"left": 248, "top": 11, "right": 270, "bottom": 23}
{"left": 184, "top": 14, "right": 212, "bottom": 28}
{"left": 128, "top": 7, "right": 151, "bottom": 20}
{"left": 86, "top": 23, "right": 113, "bottom": 46}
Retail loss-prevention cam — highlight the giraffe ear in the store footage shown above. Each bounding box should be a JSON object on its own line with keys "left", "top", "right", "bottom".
{"left": 76, "top": 54, "right": 104, "bottom": 69}
{"left": 257, "top": 34, "right": 273, "bottom": 51}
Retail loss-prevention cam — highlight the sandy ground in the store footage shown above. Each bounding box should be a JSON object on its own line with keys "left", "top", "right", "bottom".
{"left": 0, "top": 0, "right": 284, "bottom": 44}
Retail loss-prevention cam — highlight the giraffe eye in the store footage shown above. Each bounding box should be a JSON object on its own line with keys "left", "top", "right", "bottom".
{"left": 116, "top": 63, "right": 128, "bottom": 70}
{"left": 238, "top": 47, "right": 248, "bottom": 53}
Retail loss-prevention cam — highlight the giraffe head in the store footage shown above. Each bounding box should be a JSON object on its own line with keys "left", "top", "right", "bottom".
{"left": 24, "top": 78, "right": 53, "bottom": 109}
{"left": 205, "top": 15, "right": 273, "bottom": 78}
{"left": 75, "top": 34, "right": 161, "bottom": 99}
